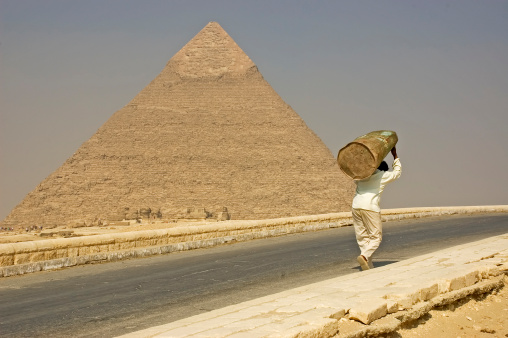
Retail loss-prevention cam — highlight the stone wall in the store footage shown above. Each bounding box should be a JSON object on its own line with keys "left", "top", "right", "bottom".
{"left": 1, "top": 206, "right": 506, "bottom": 277}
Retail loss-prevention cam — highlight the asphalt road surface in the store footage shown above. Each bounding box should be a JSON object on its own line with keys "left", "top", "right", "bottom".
{"left": 1, "top": 214, "right": 507, "bottom": 337}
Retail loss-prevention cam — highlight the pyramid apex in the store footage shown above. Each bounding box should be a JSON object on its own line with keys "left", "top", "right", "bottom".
{"left": 203, "top": 21, "right": 226, "bottom": 31}
{"left": 168, "top": 22, "right": 257, "bottom": 78}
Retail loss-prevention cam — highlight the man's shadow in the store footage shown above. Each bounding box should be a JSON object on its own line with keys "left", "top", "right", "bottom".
{"left": 352, "top": 260, "right": 398, "bottom": 271}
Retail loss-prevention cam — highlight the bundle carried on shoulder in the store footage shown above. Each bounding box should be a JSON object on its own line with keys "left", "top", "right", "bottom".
{"left": 337, "top": 130, "right": 398, "bottom": 180}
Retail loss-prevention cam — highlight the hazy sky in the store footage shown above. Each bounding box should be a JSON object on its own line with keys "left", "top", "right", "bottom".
{"left": 1, "top": 1, "right": 507, "bottom": 220}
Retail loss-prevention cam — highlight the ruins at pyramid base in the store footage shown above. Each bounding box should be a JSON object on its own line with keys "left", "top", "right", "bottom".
{"left": 2, "top": 22, "right": 354, "bottom": 229}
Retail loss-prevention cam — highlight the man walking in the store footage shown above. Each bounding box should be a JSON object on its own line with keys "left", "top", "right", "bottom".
{"left": 353, "top": 147, "right": 401, "bottom": 270}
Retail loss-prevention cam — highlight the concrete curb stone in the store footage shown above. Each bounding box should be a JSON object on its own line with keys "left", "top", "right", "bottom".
{"left": 118, "top": 233, "right": 508, "bottom": 338}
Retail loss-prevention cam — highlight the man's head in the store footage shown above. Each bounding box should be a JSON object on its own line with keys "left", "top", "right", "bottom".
{"left": 378, "top": 161, "right": 389, "bottom": 172}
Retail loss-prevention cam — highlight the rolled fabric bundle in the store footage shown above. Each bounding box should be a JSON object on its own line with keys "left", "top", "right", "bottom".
{"left": 337, "top": 130, "right": 398, "bottom": 180}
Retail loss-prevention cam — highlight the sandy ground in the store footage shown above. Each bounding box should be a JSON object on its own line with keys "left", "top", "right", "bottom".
{"left": 0, "top": 220, "right": 210, "bottom": 244}
{"left": 392, "top": 281, "right": 508, "bottom": 338}
{"left": 0, "top": 213, "right": 493, "bottom": 244}
{"left": 336, "top": 277, "right": 508, "bottom": 338}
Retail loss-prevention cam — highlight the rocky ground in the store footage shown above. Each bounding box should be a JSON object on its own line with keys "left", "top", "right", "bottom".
{"left": 336, "top": 276, "right": 508, "bottom": 338}
{"left": 391, "top": 281, "right": 508, "bottom": 338}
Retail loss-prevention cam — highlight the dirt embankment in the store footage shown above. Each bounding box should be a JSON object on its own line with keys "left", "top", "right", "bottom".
{"left": 395, "top": 280, "right": 507, "bottom": 337}
{"left": 336, "top": 276, "right": 508, "bottom": 338}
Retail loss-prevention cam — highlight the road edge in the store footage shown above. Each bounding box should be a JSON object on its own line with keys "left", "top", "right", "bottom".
{"left": 1, "top": 205, "right": 507, "bottom": 277}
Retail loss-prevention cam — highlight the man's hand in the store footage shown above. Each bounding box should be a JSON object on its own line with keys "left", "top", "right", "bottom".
{"left": 391, "top": 146, "right": 398, "bottom": 159}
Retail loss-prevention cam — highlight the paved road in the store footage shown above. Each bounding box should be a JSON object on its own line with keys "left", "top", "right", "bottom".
{"left": 1, "top": 214, "right": 507, "bottom": 337}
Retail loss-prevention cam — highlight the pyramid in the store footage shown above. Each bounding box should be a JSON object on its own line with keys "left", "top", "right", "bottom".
{"left": 2, "top": 22, "right": 354, "bottom": 227}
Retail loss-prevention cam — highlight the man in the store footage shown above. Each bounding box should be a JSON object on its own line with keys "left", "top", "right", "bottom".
{"left": 353, "top": 146, "right": 401, "bottom": 271}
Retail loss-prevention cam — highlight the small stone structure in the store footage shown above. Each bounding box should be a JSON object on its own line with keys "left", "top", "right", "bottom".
{"left": 217, "top": 207, "right": 231, "bottom": 221}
